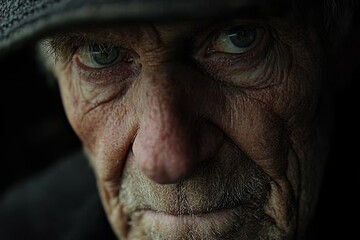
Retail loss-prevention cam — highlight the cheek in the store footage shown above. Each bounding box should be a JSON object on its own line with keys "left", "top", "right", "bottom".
{"left": 213, "top": 94, "right": 289, "bottom": 179}
{"left": 57, "top": 71, "right": 97, "bottom": 149}
{"left": 57, "top": 69, "right": 137, "bottom": 181}
{"left": 212, "top": 51, "right": 320, "bottom": 180}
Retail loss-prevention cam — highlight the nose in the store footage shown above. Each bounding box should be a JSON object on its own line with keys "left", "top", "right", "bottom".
{"left": 132, "top": 66, "right": 224, "bottom": 184}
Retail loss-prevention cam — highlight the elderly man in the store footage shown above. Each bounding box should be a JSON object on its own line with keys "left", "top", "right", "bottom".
{"left": 0, "top": 0, "right": 357, "bottom": 239}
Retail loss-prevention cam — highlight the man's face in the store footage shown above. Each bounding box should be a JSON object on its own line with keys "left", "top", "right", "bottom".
{"left": 49, "top": 16, "right": 325, "bottom": 239}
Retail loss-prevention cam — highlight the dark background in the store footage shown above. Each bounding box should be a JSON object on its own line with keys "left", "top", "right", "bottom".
{"left": 0, "top": 21, "right": 359, "bottom": 239}
{"left": 0, "top": 45, "right": 81, "bottom": 193}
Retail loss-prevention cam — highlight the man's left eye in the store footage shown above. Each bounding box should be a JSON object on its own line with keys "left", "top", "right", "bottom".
{"left": 78, "top": 44, "right": 127, "bottom": 69}
{"left": 211, "top": 25, "right": 263, "bottom": 54}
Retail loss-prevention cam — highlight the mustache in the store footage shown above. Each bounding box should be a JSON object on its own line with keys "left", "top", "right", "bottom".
{"left": 119, "top": 141, "right": 271, "bottom": 216}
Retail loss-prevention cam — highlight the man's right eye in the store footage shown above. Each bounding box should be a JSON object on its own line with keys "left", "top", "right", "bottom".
{"left": 77, "top": 44, "right": 133, "bottom": 69}
{"left": 70, "top": 43, "right": 141, "bottom": 86}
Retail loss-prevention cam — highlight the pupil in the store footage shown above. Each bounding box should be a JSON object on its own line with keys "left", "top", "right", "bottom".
{"left": 90, "top": 44, "right": 120, "bottom": 66}
{"left": 228, "top": 26, "right": 256, "bottom": 48}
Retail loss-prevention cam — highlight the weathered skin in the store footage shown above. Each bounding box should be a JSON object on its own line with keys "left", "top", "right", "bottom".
{"left": 50, "top": 19, "right": 326, "bottom": 239}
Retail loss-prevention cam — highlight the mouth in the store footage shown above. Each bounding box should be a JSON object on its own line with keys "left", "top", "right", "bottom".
{"left": 144, "top": 206, "right": 236, "bottom": 223}
{"left": 127, "top": 206, "right": 241, "bottom": 239}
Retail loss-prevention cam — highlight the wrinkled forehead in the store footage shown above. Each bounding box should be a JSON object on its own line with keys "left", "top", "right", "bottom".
{"left": 0, "top": 0, "right": 299, "bottom": 55}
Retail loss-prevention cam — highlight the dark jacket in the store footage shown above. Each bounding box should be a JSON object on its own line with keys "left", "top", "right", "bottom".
{"left": 0, "top": 152, "right": 117, "bottom": 240}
